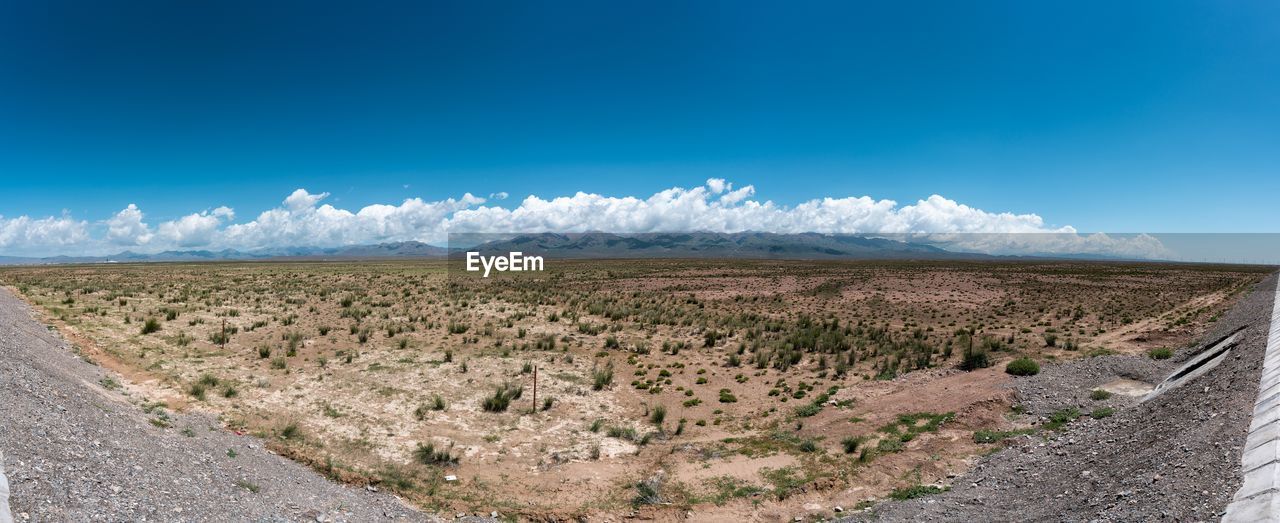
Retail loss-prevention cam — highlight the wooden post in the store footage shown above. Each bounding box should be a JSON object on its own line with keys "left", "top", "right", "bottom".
{"left": 220, "top": 318, "right": 226, "bottom": 350}
{"left": 532, "top": 365, "right": 538, "bottom": 413}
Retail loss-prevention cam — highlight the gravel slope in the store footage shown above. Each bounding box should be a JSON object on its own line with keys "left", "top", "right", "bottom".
{"left": 0, "top": 286, "right": 435, "bottom": 523}
{"left": 844, "top": 271, "right": 1279, "bottom": 523}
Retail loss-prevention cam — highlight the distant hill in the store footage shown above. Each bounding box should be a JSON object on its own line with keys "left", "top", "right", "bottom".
{"left": 460, "top": 232, "right": 975, "bottom": 260}
{"left": 0, "top": 241, "right": 448, "bottom": 266}
{"left": 0, "top": 233, "right": 1158, "bottom": 266}
{"left": 253, "top": 241, "right": 448, "bottom": 259}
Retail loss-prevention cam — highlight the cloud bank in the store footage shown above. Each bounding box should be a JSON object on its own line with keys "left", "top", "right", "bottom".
{"left": 0, "top": 179, "right": 1168, "bottom": 259}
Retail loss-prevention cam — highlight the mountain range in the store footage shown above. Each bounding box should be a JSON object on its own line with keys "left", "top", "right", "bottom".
{"left": 452, "top": 232, "right": 967, "bottom": 260}
{"left": 0, "top": 241, "right": 448, "bottom": 265}
{"left": 0, "top": 232, "right": 1124, "bottom": 265}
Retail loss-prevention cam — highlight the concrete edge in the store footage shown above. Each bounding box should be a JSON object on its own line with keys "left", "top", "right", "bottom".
{"left": 1142, "top": 333, "right": 1238, "bottom": 402}
{"left": 1223, "top": 278, "right": 1280, "bottom": 522}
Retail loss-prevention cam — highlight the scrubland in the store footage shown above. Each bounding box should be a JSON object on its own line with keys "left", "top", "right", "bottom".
{"left": 0, "top": 260, "right": 1266, "bottom": 520}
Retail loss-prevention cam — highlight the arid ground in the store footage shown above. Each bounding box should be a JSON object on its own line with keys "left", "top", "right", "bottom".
{"left": 0, "top": 260, "right": 1269, "bottom": 521}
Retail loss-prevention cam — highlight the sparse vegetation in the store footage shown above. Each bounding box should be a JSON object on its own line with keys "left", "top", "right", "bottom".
{"left": 0, "top": 258, "right": 1261, "bottom": 516}
{"left": 413, "top": 441, "right": 459, "bottom": 466}
{"left": 140, "top": 318, "right": 161, "bottom": 335}
{"left": 1005, "top": 357, "right": 1040, "bottom": 376}
{"left": 889, "top": 484, "right": 945, "bottom": 500}
{"left": 1045, "top": 407, "right": 1081, "bottom": 431}
{"left": 592, "top": 362, "right": 614, "bottom": 391}
{"left": 649, "top": 404, "right": 667, "bottom": 425}
{"left": 481, "top": 382, "right": 523, "bottom": 413}
{"left": 973, "top": 428, "right": 1034, "bottom": 444}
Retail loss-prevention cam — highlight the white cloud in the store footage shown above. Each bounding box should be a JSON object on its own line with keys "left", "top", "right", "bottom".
{"left": 105, "top": 204, "right": 153, "bottom": 246}
{"left": 218, "top": 189, "right": 484, "bottom": 250}
{"left": 445, "top": 182, "right": 1068, "bottom": 237}
{"left": 0, "top": 180, "right": 1171, "bottom": 259}
{"left": 157, "top": 207, "right": 234, "bottom": 247}
{"left": 283, "top": 189, "right": 328, "bottom": 212}
{"left": 0, "top": 213, "right": 90, "bottom": 256}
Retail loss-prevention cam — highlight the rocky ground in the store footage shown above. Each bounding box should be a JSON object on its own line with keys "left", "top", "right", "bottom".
{"left": 0, "top": 287, "right": 473, "bottom": 523}
{"left": 845, "top": 271, "right": 1278, "bottom": 522}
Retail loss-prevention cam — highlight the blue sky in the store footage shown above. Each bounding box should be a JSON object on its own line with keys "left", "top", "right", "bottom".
{"left": 1, "top": 1, "right": 1278, "bottom": 257}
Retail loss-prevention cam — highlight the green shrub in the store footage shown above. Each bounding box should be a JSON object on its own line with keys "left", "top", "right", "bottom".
{"left": 1045, "top": 407, "right": 1081, "bottom": 430}
{"left": 972, "top": 428, "right": 1032, "bottom": 444}
{"left": 1148, "top": 347, "right": 1173, "bottom": 360}
{"left": 650, "top": 404, "right": 667, "bottom": 425}
{"left": 633, "top": 479, "right": 664, "bottom": 506}
{"left": 1090, "top": 407, "right": 1115, "bottom": 419}
{"left": 889, "top": 485, "right": 944, "bottom": 500}
{"left": 414, "top": 441, "right": 458, "bottom": 466}
{"left": 959, "top": 346, "right": 990, "bottom": 371}
{"left": 592, "top": 363, "right": 614, "bottom": 391}
{"left": 1005, "top": 358, "right": 1040, "bottom": 376}
{"left": 607, "top": 426, "right": 639, "bottom": 441}
{"left": 794, "top": 402, "right": 821, "bottom": 417}
{"left": 718, "top": 389, "right": 738, "bottom": 403}
{"left": 140, "top": 318, "right": 161, "bottom": 335}
{"left": 481, "top": 382, "right": 523, "bottom": 412}
{"left": 280, "top": 421, "right": 301, "bottom": 440}
{"left": 876, "top": 437, "right": 903, "bottom": 453}
{"left": 1090, "top": 389, "right": 1112, "bottom": 401}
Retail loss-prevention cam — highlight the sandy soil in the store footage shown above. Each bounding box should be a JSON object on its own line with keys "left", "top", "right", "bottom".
{"left": 0, "top": 259, "right": 1265, "bottom": 521}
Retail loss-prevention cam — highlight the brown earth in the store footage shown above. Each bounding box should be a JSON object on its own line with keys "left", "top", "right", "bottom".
{"left": 0, "top": 259, "right": 1267, "bottom": 521}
